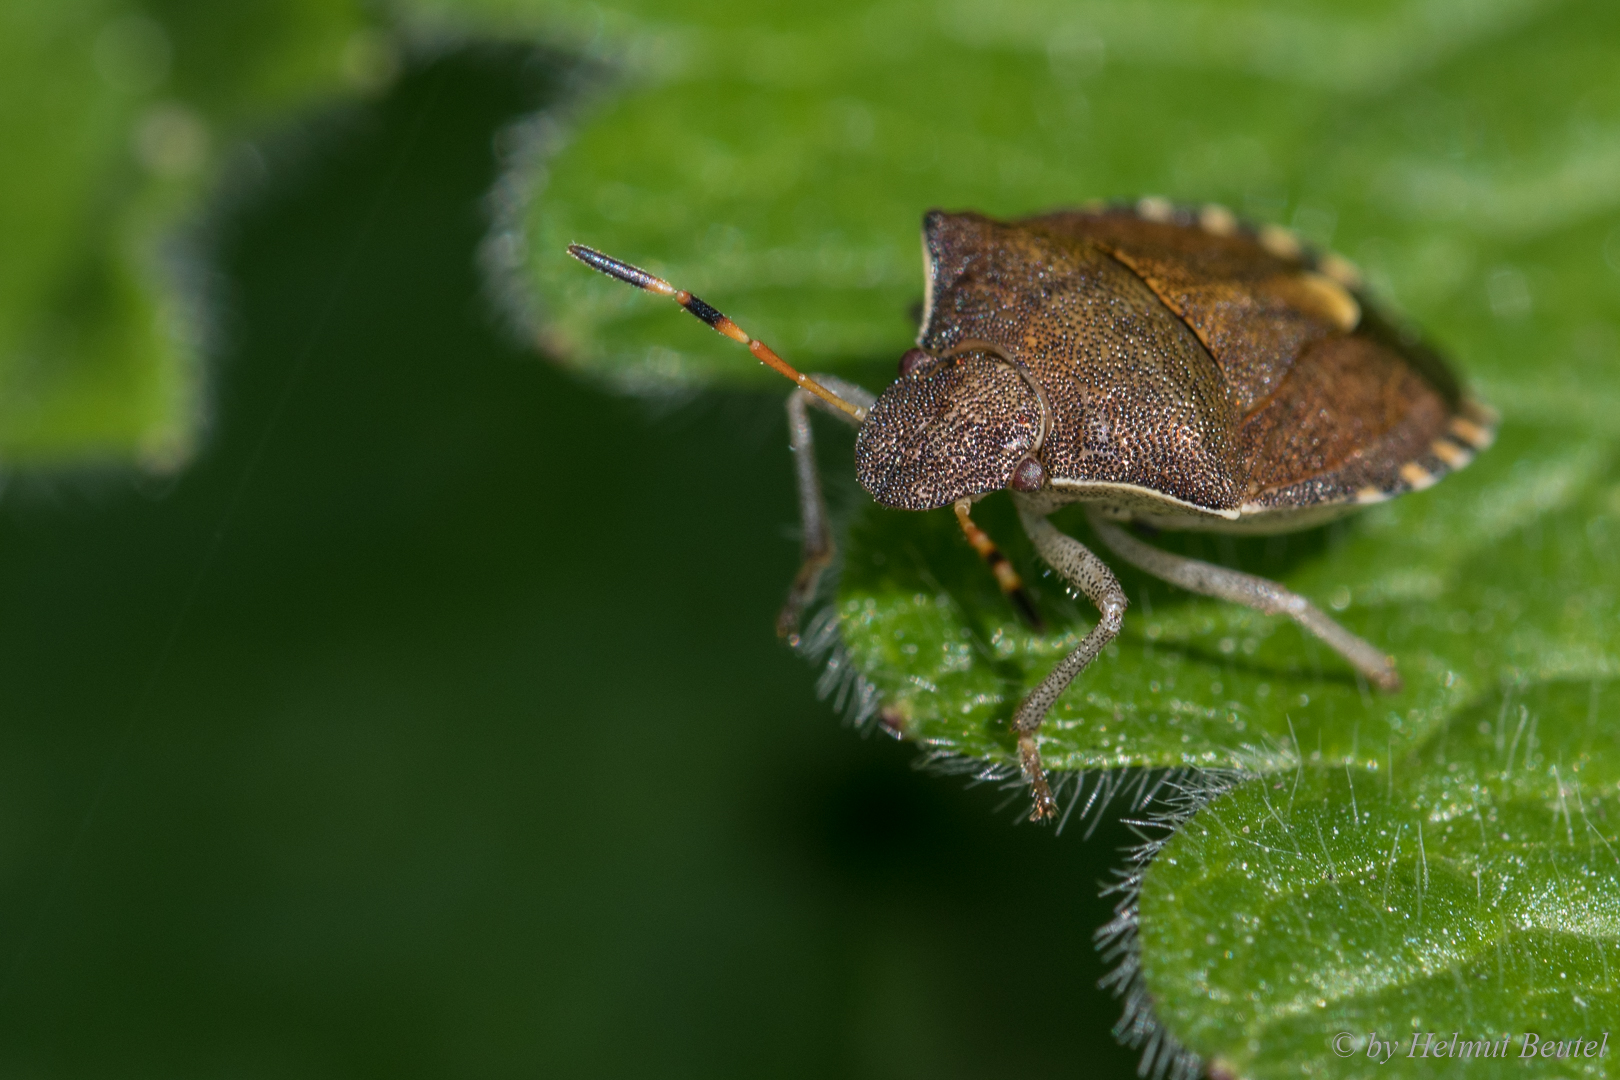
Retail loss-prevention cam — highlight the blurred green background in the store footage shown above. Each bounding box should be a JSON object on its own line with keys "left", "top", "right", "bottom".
{"left": 0, "top": 45, "right": 1143, "bottom": 1077}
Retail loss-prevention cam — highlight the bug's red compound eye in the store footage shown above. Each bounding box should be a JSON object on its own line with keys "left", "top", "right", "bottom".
{"left": 1010, "top": 456, "right": 1046, "bottom": 492}
{"left": 897, "top": 348, "right": 933, "bottom": 377}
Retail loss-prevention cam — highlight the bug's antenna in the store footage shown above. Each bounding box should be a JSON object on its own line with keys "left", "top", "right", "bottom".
{"left": 567, "top": 244, "right": 869, "bottom": 422}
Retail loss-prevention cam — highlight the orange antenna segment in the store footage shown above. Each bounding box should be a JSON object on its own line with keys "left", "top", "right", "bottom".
{"left": 566, "top": 244, "right": 869, "bottom": 423}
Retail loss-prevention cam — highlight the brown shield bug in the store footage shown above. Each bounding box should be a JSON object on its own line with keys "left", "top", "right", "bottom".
{"left": 567, "top": 198, "right": 1495, "bottom": 821}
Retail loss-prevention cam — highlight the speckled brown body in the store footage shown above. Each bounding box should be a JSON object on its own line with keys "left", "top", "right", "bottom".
{"left": 856, "top": 207, "right": 1492, "bottom": 531}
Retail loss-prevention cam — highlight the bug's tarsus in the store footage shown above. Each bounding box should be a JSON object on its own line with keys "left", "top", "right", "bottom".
{"left": 565, "top": 243, "right": 868, "bottom": 423}
{"left": 1018, "top": 736, "right": 1059, "bottom": 821}
{"left": 779, "top": 388, "right": 835, "bottom": 644}
{"left": 778, "top": 557, "right": 831, "bottom": 645}
{"left": 953, "top": 499, "right": 1046, "bottom": 634}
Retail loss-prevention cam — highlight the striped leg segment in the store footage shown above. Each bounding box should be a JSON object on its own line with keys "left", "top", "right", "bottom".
{"left": 953, "top": 499, "right": 1045, "bottom": 632}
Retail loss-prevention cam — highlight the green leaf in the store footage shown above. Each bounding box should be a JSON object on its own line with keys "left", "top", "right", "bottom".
{"left": 0, "top": 0, "right": 382, "bottom": 467}
{"left": 1138, "top": 674, "right": 1620, "bottom": 1078}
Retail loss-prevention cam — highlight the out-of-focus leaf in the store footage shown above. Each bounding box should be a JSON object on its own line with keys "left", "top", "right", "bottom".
{"left": 0, "top": 0, "right": 384, "bottom": 467}
{"left": 436, "top": 0, "right": 1617, "bottom": 394}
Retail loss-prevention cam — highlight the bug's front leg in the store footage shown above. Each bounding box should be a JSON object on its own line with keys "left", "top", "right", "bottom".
{"left": 1013, "top": 504, "right": 1129, "bottom": 820}
{"left": 777, "top": 376, "right": 875, "bottom": 644}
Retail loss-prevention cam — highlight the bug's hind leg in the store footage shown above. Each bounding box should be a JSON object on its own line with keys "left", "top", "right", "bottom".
{"left": 777, "top": 376, "right": 875, "bottom": 644}
{"left": 1013, "top": 505, "right": 1129, "bottom": 821}
{"left": 1085, "top": 507, "right": 1401, "bottom": 692}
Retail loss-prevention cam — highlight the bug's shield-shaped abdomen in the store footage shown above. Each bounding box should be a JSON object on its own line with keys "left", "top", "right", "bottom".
{"left": 855, "top": 351, "right": 1042, "bottom": 511}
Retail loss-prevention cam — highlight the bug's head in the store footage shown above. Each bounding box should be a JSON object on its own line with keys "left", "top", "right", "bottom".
{"left": 854, "top": 346, "right": 1047, "bottom": 510}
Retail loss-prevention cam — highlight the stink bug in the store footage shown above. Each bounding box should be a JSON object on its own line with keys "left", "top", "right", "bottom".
{"left": 567, "top": 200, "right": 1495, "bottom": 820}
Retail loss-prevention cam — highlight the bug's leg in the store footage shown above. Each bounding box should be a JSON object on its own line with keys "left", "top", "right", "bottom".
{"left": 1013, "top": 505, "right": 1129, "bottom": 821}
{"left": 1085, "top": 507, "right": 1401, "bottom": 692}
{"left": 952, "top": 499, "right": 1045, "bottom": 631}
{"left": 777, "top": 376, "right": 875, "bottom": 643}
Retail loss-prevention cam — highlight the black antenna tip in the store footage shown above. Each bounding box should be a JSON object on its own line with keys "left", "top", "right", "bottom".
{"left": 566, "top": 243, "right": 667, "bottom": 294}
